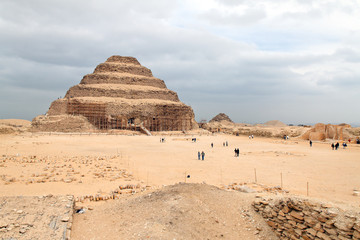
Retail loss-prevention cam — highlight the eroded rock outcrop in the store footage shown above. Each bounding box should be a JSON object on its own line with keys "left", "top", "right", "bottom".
{"left": 32, "top": 56, "right": 197, "bottom": 132}
{"left": 301, "top": 123, "right": 352, "bottom": 141}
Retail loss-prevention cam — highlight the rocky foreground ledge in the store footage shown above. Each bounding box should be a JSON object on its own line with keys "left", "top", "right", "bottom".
{"left": 253, "top": 196, "right": 360, "bottom": 240}
{"left": 0, "top": 195, "right": 74, "bottom": 240}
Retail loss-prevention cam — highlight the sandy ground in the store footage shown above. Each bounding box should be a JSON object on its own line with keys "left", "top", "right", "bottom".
{"left": 1, "top": 131, "right": 360, "bottom": 239}
{"left": 1, "top": 132, "right": 360, "bottom": 206}
{"left": 71, "top": 183, "right": 278, "bottom": 240}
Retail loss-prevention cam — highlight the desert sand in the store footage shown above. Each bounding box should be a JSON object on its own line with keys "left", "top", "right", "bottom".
{"left": 1, "top": 131, "right": 360, "bottom": 204}
{"left": 1, "top": 130, "right": 360, "bottom": 239}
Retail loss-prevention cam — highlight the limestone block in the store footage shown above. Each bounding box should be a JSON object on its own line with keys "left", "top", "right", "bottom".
{"left": 290, "top": 211, "right": 304, "bottom": 221}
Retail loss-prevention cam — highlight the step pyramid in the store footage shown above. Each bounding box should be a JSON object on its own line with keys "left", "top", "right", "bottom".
{"left": 35, "top": 56, "right": 197, "bottom": 132}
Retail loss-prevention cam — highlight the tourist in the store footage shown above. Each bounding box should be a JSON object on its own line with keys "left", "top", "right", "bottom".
{"left": 343, "top": 142, "right": 347, "bottom": 149}
{"left": 226, "top": 141, "right": 228, "bottom": 147}
{"left": 331, "top": 143, "right": 335, "bottom": 150}
{"left": 251, "top": 135, "right": 254, "bottom": 139}
{"left": 201, "top": 151, "right": 205, "bottom": 161}
{"left": 335, "top": 142, "right": 339, "bottom": 150}
{"left": 234, "top": 148, "right": 237, "bottom": 157}
{"left": 309, "top": 140, "right": 312, "bottom": 147}
{"left": 211, "top": 143, "right": 213, "bottom": 148}
{"left": 198, "top": 151, "right": 200, "bottom": 160}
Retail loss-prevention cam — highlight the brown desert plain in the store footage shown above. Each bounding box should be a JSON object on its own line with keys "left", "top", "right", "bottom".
{"left": 1, "top": 124, "right": 360, "bottom": 239}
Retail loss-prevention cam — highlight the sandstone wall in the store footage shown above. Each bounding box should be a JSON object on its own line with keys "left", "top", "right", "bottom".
{"left": 253, "top": 196, "right": 360, "bottom": 240}
{"left": 80, "top": 73, "right": 167, "bottom": 88}
{"left": 65, "top": 85, "right": 180, "bottom": 102}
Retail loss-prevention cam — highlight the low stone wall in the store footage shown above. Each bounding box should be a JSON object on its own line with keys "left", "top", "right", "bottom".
{"left": 253, "top": 196, "right": 360, "bottom": 240}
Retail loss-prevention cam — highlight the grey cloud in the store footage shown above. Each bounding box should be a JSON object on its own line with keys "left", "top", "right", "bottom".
{"left": 213, "top": 0, "right": 246, "bottom": 7}
{"left": 334, "top": 48, "right": 360, "bottom": 63}
{"left": 0, "top": 0, "right": 359, "bottom": 125}
{"left": 199, "top": 8, "right": 266, "bottom": 26}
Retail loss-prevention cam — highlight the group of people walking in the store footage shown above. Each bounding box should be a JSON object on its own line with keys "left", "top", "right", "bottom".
{"left": 197, "top": 151, "right": 205, "bottom": 160}
{"left": 331, "top": 142, "right": 340, "bottom": 150}
{"left": 234, "top": 148, "right": 240, "bottom": 157}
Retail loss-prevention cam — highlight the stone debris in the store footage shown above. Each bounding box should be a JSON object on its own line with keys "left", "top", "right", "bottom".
{"left": 253, "top": 196, "right": 360, "bottom": 240}
{"left": 74, "top": 183, "right": 148, "bottom": 203}
{"left": 0, "top": 154, "right": 135, "bottom": 185}
{"left": 0, "top": 195, "right": 74, "bottom": 240}
{"left": 224, "top": 182, "right": 289, "bottom": 195}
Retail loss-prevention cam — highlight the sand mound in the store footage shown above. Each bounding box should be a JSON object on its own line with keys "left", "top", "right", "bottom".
{"left": 31, "top": 115, "right": 96, "bottom": 132}
{"left": 72, "top": 183, "right": 278, "bottom": 240}
{"left": 0, "top": 119, "right": 31, "bottom": 134}
{"left": 209, "top": 113, "right": 233, "bottom": 123}
{"left": 263, "top": 120, "right": 287, "bottom": 127}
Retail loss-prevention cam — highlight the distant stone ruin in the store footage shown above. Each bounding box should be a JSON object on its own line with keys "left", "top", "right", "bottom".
{"left": 301, "top": 123, "right": 351, "bottom": 141}
{"left": 32, "top": 56, "right": 197, "bottom": 132}
{"left": 209, "top": 113, "right": 233, "bottom": 123}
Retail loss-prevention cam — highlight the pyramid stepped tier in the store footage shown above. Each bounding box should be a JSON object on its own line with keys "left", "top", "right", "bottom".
{"left": 105, "top": 56, "right": 141, "bottom": 65}
{"left": 94, "top": 62, "right": 153, "bottom": 77}
{"left": 47, "top": 97, "right": 195, "bottom": 131}
{"left": 80, "top": 73, "right": 167, "bottom": 89}
{"left": 49, "top": 97, "right": 191, "bottom": 117}
{"left": 35, "top": 55, "right": 198, "bottom": 132}
{"left": 65, "top": 84, "right": 180, "bottom": 102}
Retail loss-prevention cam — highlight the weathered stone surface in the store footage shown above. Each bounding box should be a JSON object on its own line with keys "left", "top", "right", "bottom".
{"left": 306, "top": 228, "right": 317, "bottom": 236}
{"left": 267, "top": 220, "right": 277, "bottom": 228}
{"left": 316, "top": 231, "right": 331, "bottom": 240}
{"left": 0, "top": 195, "right": 74, "bottom": 239}
{"left": 353, "top": 230, "right": 360, "bottom": 238}
{"left": 302, "top": 123, "right": 352, "bottom": 141}
{"left": 334, "top": 219, "right": 354, "bottom": 232}
{"left": 305, "top": 216, "right": 318, "bottom": 225}
{"left": 291, "top": 211, "right": 304, "bottom": 220}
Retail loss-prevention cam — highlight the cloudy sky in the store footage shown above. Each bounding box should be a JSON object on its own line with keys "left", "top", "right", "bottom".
{"left": 1, "top": 0, "right": 359, "bottom": 125}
